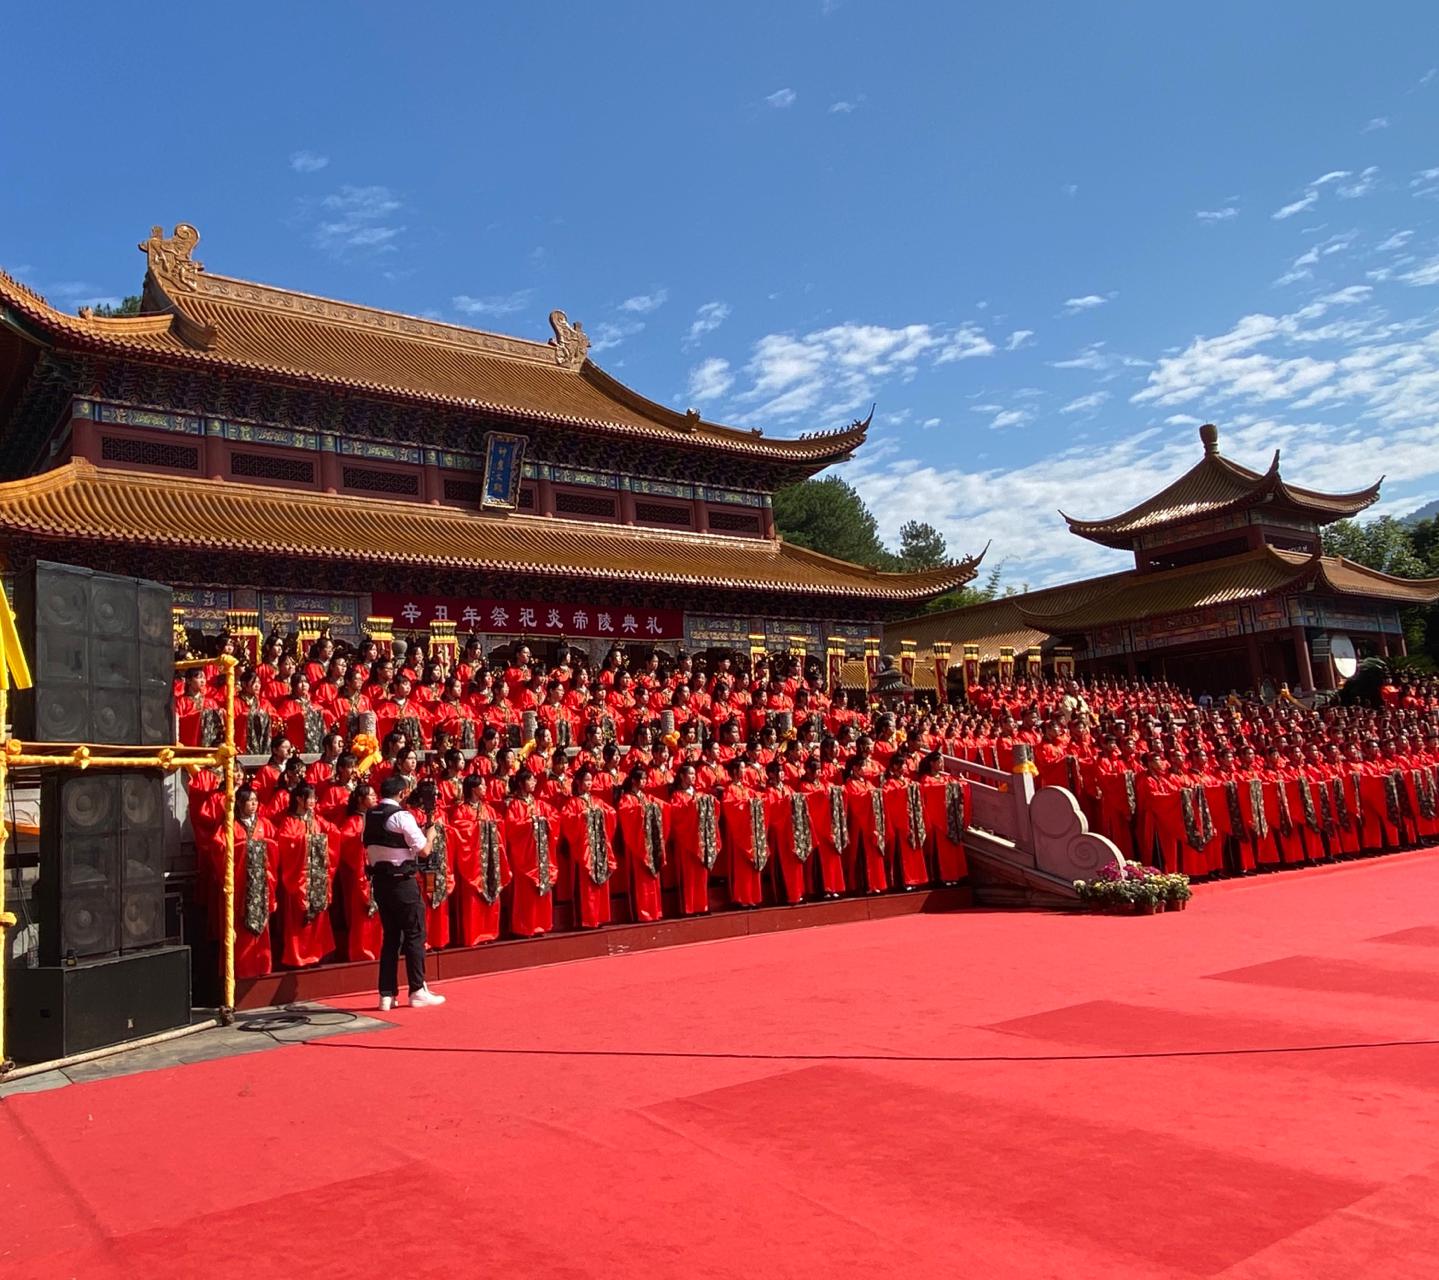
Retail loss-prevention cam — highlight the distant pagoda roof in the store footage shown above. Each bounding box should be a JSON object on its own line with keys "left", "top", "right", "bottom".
{"left": 0, "top": 224, "right": 869, "bottom": 469}
{"left": 0, "top": 460, "right": 979, "bottom": 603}
{"left": 1061, "top": 422, "right": 1382, "bottom": 549}
{"left": 886, "top": 546, "right": 1439, "bottom": 650}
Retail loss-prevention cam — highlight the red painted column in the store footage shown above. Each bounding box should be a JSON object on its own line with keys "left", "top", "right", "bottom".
{"left": 760, "top": 495, "right": 776, "bottom": 539}
{"left": 422, "top": 447, "right": 443, "bottom": 505}
{"left": 537, "top": 477, "right": 556, "bottom": 517}
{"left": 618, "top": 480, "right": 636, "bottom": 525}
{"left": 71, "top": 416, "right": 101, "bottom": 464}
{"left": 318, "top": 434, "right": 340, "bottom": 494}
{"left": 1292, "top": 626, "right": 1314, "bottom": 691}
{"left": 691, "top": 499, "right": 709, "bottom": 534}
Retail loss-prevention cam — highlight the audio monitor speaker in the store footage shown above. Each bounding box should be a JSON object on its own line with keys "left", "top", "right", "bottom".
{"left": 13, "top": 560, "right": 174, "bottom": 746}
{"left": 38, "top": 769, "right": 170, "bottom": 966}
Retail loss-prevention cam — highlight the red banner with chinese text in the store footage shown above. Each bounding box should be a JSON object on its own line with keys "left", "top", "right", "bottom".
{"left": 370, "top": 594, "right": 684, "bottom": 641}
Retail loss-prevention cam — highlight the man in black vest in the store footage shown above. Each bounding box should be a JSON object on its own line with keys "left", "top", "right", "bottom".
{"left": 366, "top": 774, "right": 445, "bottom": 1010}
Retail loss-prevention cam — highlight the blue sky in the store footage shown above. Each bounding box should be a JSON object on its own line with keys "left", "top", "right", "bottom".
{"left": 5, "top": 3, "right": 1439, "bottom": 588}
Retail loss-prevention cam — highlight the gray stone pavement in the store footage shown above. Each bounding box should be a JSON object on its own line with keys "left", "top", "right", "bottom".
{"left": 0, "top": 1004, "right": 392, "bottom": 1098}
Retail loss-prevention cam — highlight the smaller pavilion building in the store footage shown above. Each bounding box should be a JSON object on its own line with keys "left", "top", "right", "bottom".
{"left": 890, "top": 424, "right": 1439, "bottom": 695}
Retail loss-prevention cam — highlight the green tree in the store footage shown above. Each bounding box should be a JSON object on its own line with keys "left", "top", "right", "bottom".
{"left": 924, "top": 561, "right": 1006, "bottom": 613}
{"left": 90, "top": 295, "right": 142, "bottom": 317}
{"left": 1322, "top": 517, "right": 1426, "bottom": 577}
{"left": 772, "top": 477, "right": 898, "bottom": 569}
{"left": 1323, "top": 517, "right": 1437, "bottom": 665}
{"left": 898, "top": 519, "right": 948, "bottom": 570}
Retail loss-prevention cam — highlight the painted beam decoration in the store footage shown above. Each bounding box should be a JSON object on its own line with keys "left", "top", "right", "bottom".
{"left": 372, "top": 593, "right": 683, "bottom": 641}
{"left": 481, "top": 431, "right": 528, "bottom": 509}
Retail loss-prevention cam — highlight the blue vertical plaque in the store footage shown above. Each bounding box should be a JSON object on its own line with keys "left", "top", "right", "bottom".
{"left": 480, "top": 431, "right": 528, "bottom": 509}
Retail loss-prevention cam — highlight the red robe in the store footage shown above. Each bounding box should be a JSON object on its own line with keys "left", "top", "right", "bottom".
{"left": 503, "top": 798, "right": 559, "bottom": 936}
{"left": 336, "top": 812, "right": 382, "bottom": 962}
{"left": 882, "top": 778, "right": 930, "bottom": 887}
{"left": 921, "top": 774, "right": 970, "bottom": 883}
{"left": 560, "top": 796, "right": 618, "bottom": 928}
{"left": 763, "top": 784, "right": 807, "bottom": 904}
{"left": 230, "top": 815, "right": 278, "bottom": 979}
{"left": 843, "top": 777, "right": 889, "bottom": 893}
{"left": 274, "top": 812, "right": 338, "bottom": 967}
{"left": 720, "top": 783, "right": 768, "bottom": 906}
{"left": 448, "top": 800, "right": 511, "bottom": 945}
{"left": 616, "top": 792, "right": 667, "bottom": 922}
{"left": 797, "top": 780, "right": 847, "bottom": 895}
{"left": 413, "top": 810, "right": 455, "bottom": 950}
{"left": 666, "top": 790, "right": 717, "bottom": 915}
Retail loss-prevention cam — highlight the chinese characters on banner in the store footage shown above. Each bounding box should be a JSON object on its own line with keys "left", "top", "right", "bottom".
{"left": 370, "top": 594, "right": 684, "bottom": 641}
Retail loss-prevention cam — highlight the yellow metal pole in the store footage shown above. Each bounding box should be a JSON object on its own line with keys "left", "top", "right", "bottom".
{"left": 220, "top": 654, "right": 237, "bottom": 1021}
{"left": 0, "top": 590, "right": 32, "bottom": 1071}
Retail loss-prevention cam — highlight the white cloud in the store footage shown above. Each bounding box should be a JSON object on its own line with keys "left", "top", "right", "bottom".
{"left": 1377, "top": 230, "right": 1413, "bottom": 252}
{"left": 724, "top": 319, "right": 991, "bottom": 423}
{"left": 1317, "top": 285, "right": 1372, "bottom": 306}
{"left": 1061, "top": 183, "right": 1079, "bottom": 197}
{"left": 685, "top": 301, "right": 731, "bottom": 345}
{"left": 1063, "top": 293, "right": 1113, "bottom": 313}
{"left": 1338, "top": 166, "right": 1380, "bottom": 198}
{"left": 1364, "top": 116, "right": 1390, "bottom": 132}
{"left": 1312, "top": 170, "right": 1352, "bottom": 187}
{"left": 452, "top": 289, "right": 532, "bottom": 317}
{"left": 921, "top": 417, "right": 941, "bottom": 429}
{"left": 1005, "top": 329, "right": 1034, "bottom": 351}
{"left": 829, "top": 100, "right": 855, "bottom": 114}
{"left": 1049, "top": 341, "right": 1146, "bottom": 374}
{"left": 313, "top": 185, "right": 404, "bottom": 254}
{"left": 590, "top": 318, "right": 645, "bottom": 353}
{"left": 1060, "top": 389, "right": 1111, "bottom": 414}
{"left": 620, "top": 288, "right": 668, "bottom": 314}
{"left": 290, "top": 150, "right": 330, "bottom": 173}
{"left": 1196, "top": 206, "right": 1240, "bottom": 222}
{"left": 686, "top": 357, "right": 733, "bottom": 402}
{"left": 765, "top": 88, "right": 797, "bottom": 108}
{"left": 936, "top": 325, "right": 996, "bottom": 362}
{"left": 1272, "top": 190, "right": 1318, "bottom": 220}
{"left": 989, "top": 409, "right": 1032, "bottom": 430}
{"left": 1400, "top": 257, "right": 1439, "bottom": 286}
{"left": 848, "top": 246, "right": 1439, "bottom": 586}
{"left": 1422, "top": 68, "right": 1438, "bottom": 87}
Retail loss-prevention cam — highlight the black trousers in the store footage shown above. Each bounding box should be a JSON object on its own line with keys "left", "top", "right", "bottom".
{"left": 372, "top": 869, "right": 427, "bottom": 997}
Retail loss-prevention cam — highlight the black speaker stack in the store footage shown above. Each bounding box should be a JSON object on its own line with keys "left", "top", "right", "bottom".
{"left": 5, "top": 561, "right": 193, "bottom": 1065}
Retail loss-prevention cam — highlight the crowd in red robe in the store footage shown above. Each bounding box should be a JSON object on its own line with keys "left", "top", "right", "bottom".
{"left": 181, "top": 628, "right": 1439, "bottom": 978}
{"left": 957, "top": 671, "right": 1439, "bottom": 879}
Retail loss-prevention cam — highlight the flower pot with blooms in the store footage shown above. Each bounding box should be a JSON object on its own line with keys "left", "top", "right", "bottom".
{"left": 1161, "top": 872, "right": 1192, "bottom": 910}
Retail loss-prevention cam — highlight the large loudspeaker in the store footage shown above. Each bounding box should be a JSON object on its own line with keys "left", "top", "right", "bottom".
{"left": 38, "top": 769, "right": 170, "bottom": 966}
{"left": 5, "top": 946, "right": 191, "bottom": 1064}
{"left": 13, "top": 560, "right": 174, "bottom": 746}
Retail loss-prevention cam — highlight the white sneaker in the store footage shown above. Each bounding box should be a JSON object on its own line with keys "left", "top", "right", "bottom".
{"left": 409, "top": 987, "right": 446, "bottom": 1008}
{"left": 378, "top": 996, "right": 395, "bottom": 1012}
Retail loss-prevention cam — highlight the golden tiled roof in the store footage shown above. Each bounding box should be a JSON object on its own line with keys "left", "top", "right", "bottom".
{"left": 887, "top": 546, "right": 1439, "bottom": 646}
{"left": 1062, "top": 423, "right": 1381, "bottom": 548}
{"left": 885, "top": 587, "right": 1106, "bottom": 661}
{"left": 0, "top": 226, "right": 867, "bottom": 467}
{"left": 0, "top": 460, "right": 976, "bottom": 602}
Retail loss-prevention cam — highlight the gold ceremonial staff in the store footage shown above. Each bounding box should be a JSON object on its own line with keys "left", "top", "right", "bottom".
{"left": 0, "top": 599, "right": 237, "bottom": 1073}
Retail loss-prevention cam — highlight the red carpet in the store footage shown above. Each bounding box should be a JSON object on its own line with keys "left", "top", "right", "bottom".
{"left": 5, "top": 853, "right": 1439, "bottom": 1279}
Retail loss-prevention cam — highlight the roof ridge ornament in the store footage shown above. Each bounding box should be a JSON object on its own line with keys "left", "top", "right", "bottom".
{"left": 548, "top": 309, "right": 589, "bottom": 369}
{"left": 1199, "top": 422, "right": 1220, "bottom": 454}
{"left": 139, "top": 223, "right": 203, "bottom": 292}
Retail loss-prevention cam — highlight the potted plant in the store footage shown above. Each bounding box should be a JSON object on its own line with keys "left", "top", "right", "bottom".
{"left": 1161, "top": 872, "right": 1192, "bottom": 910}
